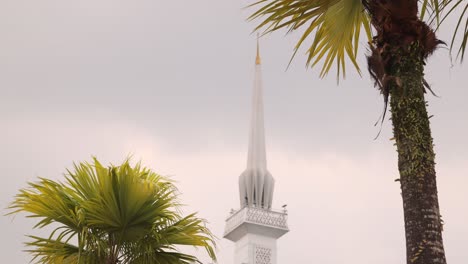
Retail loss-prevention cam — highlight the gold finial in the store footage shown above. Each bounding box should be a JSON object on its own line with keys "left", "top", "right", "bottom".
{"left": 255, "top": 33, "right": 261, "bottom": 65}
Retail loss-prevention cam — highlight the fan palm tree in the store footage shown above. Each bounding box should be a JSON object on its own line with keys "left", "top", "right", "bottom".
{"left": 8, "top": 158, "right": 216, "bottom": 264}
{"left": 248, "top": 0, "right": 467, "bottom": 263}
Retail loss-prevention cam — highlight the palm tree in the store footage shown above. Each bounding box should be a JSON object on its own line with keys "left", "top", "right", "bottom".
{"left": 248, "top": 1, "right": 467, "bottom": 263}
{"left": 8, "top": 158, "right": 216, "bottom": 264}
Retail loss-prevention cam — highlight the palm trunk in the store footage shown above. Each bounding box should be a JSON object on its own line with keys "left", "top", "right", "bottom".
{"left": 388, "top": 43, "right": 446, "bottom": 264}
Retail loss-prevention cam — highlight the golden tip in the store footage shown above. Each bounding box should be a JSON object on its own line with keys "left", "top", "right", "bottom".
{"left": 255, "top": 34, "right": 261, "bottom": 65}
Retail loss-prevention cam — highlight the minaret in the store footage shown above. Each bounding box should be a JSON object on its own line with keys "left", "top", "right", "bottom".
{"left": 224, "top": 36, "right": 289, "bottom": 264}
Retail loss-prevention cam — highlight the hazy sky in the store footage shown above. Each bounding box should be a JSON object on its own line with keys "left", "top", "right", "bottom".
{"left": 1, "top": 1, "right": 467, "bottom": 263}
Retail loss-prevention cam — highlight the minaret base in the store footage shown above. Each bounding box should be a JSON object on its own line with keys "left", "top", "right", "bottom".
{"left": 234, "top": 233, "right": 277, "bottom": 264}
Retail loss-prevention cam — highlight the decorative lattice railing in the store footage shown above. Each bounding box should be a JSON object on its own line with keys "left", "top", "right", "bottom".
{"left": 224, "top": 206, "right": 288, "bottom": 235}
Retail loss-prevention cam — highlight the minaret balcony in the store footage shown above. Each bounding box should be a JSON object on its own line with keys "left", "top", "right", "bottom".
{"left": 224, "top": 206, "right": 289, "bottom": 242}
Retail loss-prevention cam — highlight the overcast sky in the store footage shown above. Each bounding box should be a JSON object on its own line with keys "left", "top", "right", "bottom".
{"left": 1, "top": 1, "right": 467, "bottom": 263}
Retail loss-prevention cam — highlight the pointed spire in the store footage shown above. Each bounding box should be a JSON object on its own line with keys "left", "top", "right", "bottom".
{"left": 238, "top": 37, "right": 275, "bottom": 209}
{"left": 247, "top": 35, "right": 266, "bottom": 170}
{"left": 255, "top": 33, "right": 261, "bottom": 65}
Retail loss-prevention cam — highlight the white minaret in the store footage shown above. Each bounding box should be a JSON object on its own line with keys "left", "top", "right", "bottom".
{"left": 224, "top": 37, "right": 289, "bottom": 264}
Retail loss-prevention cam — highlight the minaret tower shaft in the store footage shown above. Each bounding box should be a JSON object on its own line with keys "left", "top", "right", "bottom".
{"left": 224, "top": 36, "right": 289, "bottom": 264}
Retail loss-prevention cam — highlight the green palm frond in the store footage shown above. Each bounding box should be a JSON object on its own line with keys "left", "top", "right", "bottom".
{"left": 8, "top": 157, "right": 216, "bottom": 264}
{"left": 122, "top": 214, "right": 216, "bottom": 263}
{"left": 70, "top": 160, "right": 177, "bottom": 241}
{"left": 159, "top": 214, "right": 216, "bottom": 259}
{"left": 419, "top": 0, "right": 467, "bottom": 61}
{"left": 9, "top": 177, "right": 82, "bottom": 230}
{"left": 26, "top": 236, "right": 105, "bottom": 264}
{"left": 439, "top": 0, "right": 468, "bottom": 60}
{"left": 248, "top": 0, "right": 372, "bottom": 79}
{"left": 421, "top": 0, "right": 448, "bottom": 22}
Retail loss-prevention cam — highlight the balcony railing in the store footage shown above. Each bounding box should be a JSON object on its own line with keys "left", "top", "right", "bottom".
{"left": 224, "top": 206, "right": 288, "bottom": 235}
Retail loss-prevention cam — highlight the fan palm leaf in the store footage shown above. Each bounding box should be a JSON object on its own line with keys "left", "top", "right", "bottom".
{"left": 248, "top": 0, "right": 463, "bottom": 78}
{"left": 249, "top": 0, "right": 372, "bottom": 78}
{"left": 8, "top": 158, "right": 216, "bottom": 264}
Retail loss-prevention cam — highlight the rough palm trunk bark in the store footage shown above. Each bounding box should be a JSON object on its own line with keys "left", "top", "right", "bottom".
{"left": 388, "top": 43, "right": 446, "bottom": 264}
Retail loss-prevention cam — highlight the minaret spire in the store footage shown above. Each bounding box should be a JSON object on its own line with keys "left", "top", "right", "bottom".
{"left": 256, "top": 33, "right": 261, "bottom": 65}
{"left": 224, "top": 37, "right": 288, "bottom": 264}
{"left": 238, "top": 36, "right": 274, "bottom": 209}
{"left": 247, "top": 35, "right": 267, "bottom": 170}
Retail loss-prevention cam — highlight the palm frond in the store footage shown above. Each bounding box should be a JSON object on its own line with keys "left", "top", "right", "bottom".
{"left": 158, "top": 214, "right": 217, "bottom": 260}
{"left": 122, "top": 213, "right": 216, "bottom": 263}
{"left": 441, "top": 0, "right": 468, "bottom": 60}
{"left": 25, "top": 235, "right": 105, "bottom": 264}
{"left": 420, "top": 0, "right": 447, "bottom": 22}
{"left": 248, "top": 0, "right": 372, "bottom": 79}
{"left": 421, "top": 0, "right": 467, "bottom": 61}
{"left": 8, "top": 177, "right": 82, "bottom": 230}
{"left": 8, "top": 157, "right": 217, "bottom": 264}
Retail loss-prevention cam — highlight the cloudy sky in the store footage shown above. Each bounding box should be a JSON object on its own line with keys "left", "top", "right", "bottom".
{"left": 1, "top": 1, "right": 467, "bottom": 263}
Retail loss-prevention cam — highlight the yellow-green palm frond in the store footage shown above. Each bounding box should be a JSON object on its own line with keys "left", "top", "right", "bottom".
{"left": 8, "top": 177, "right": 82, "bottom": 230}
{"left": 249, "top": 0, "right": 372, "bottom": 79}
{"left": 25, "top": 236, "right": 105, "bottom": 264}
{"left": 68, "top": 159, "right": 179, "bottom": 242}
{"left": 8, "top": 157, "right": 217, "bottom": 264}
{"left": 122, "top": 214, "right": 216, "bottom": 263}
{"left": 158, "top": 214, "right": 217, "bottom": 260}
